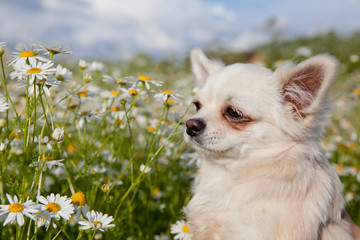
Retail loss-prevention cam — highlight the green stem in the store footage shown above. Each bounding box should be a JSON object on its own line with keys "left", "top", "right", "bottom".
{"left": 23, "top": 75, "right": 31, "bottom": 151}
{"left": 51, "top": 221, "right": 69, "bottom": 240}
{"left": 146, "top": 97, "right": 169, "bottom": 163}
{"left": 31, "top": 83, "right": 37, "bottom": 145}
{"left": 0, "top": 58, "right": 22, "bottom": 128}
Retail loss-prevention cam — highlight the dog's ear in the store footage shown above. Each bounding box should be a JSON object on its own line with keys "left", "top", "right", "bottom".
{"left": 190, "top": 48, "right": 224, "bottom": 86}
{"left": 275, "top": 55, "right": 338, "bottom": 119}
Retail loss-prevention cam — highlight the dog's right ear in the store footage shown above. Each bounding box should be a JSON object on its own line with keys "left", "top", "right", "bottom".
{"left": 190, "top": 48, "right": 224, "bottom": 86}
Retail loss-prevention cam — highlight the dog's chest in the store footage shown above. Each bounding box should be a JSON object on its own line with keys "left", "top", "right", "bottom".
{"left": 186, "top": 162, "right": 305, "bottom": 240}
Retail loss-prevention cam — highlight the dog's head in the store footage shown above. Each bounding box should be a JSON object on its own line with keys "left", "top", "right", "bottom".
{"left": 185, "top": 49, "right": 338, "bottom": 163}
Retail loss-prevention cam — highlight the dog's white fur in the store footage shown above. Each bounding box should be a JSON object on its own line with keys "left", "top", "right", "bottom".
{"left": 184, "top": 49, "right": 353, "bottom": 240}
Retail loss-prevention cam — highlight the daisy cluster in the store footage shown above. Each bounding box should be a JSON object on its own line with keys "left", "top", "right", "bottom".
{"left": 0, "top": 192, "right": 114, "bottom": 232}
{"left": 0, "top": 41, "right": 193, "bottom": 239}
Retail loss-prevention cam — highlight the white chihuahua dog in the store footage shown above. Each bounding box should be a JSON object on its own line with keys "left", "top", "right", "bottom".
{"left": 184, "top": 49, "right": 354, "bottom": 240}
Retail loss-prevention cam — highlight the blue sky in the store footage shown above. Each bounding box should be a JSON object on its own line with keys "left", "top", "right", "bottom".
{"left": 1, "top": 0, "right": 360, "bottom": 58}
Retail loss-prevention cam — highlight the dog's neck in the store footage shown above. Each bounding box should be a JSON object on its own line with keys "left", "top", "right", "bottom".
{"left": 197, "top": 138, "right": 326, "bottom": 175}
{"left": 194, "top": 139, "right": 326, "bottom": 199}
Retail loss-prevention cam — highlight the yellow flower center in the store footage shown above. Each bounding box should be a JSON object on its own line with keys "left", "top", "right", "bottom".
{"left": 115, "top": 119, "right": 124, "bottom": 125}
{"left": 147, "top": 126, "right": 156, "bottom": 132}
{"left": 166, "top": 99, "right": 174, "bottom": 105}
{"left": 68, "top": 102, "right": 77, "bottom": 108}
{"left": 67, "top": 144, "right": 76, "bottom": 153}
{"left": 163, "top": 90, "right": 173, "bottom": 94}
{"left": 135, "top": 152, "right": 143, "bottom": 159}
{"left": 41, "top": 156, "right": 54, "bottom": 161}
{"left": 46, "top": 202, "right": 61, "bottom": 213}
{"left": 9, "top": 203, "right": 24, "bottom": 213}
{"left": 116, "top": 78, "right": 122, "bottom": 82}
{"left": 26, "top": 68, "right": 42, "bottom": 74}
{"left": 336, "top": 164, "right": 343, "bottom": 171}
{"left": 93, "top": 221, "right": 103, "bottom": 228}
{"left": 9, "top": 131, "right": 18, "bottom": 138}
{"left": 353, "top": 88, "right": 360, "bottom": 95}
{"left": 153, "top": 187, "right": 160, "bottom": 195}
{"left": 19, "top": 50, "right": 36, "bottom": 58}
{"left": 80, "top": 111, "right": 89, "bottom": 116}
{"left": 138, "top": 76, "right": 151, "bottom": 81}
{"left": 110, "top": 90, "right": 119, "bottom": 97}
{"left": 110, "top": 106, "right": 121, "bottom": 112}
{"left": 71, "top": 192, "right": 86, "bottom": 207}
{"left": 353, "top": 165, "right": 360, "bottom": 172}
{"left": 77, "top": 91, "right": 88, "bottom": 98}
{"left": 128, "top": 89, "right": 138, "bottom": 95}
{"left": 182, "top": 225, "right": 189, "bottom": 233}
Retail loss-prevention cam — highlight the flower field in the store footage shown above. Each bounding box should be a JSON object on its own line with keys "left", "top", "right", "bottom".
{"left": 0, "top": 32, "right": 359, "bottom": 239}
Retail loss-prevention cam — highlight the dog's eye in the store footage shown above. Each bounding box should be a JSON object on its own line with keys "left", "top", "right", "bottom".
{"left": 225, "top": 107, "right": 243, "bottom": 119}
{"left": 193, "top": 101, "right": 201, "bottom": 111}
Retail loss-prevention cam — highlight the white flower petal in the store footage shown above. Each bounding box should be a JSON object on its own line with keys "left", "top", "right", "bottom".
{"left": 37, "top": 196, "right": 48, "bottom": 205}
{"left": 16, "top": 213, "right": 24, "bottom": 226}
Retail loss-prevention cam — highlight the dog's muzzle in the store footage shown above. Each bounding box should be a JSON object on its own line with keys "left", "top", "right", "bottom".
{"left": 186, "top": 118, "right": 206, "bottom": 137}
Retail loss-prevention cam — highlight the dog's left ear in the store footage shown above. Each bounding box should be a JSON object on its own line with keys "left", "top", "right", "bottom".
{"left": 190, "top": 48, "right": 224, "bottom": 86}
{"left": 275, "top": 55, "right": 339, "bottom": 119}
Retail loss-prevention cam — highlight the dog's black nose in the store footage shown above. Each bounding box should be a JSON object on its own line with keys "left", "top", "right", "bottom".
{"left": 186, "top": 118, "right": 206, "bottom": 137}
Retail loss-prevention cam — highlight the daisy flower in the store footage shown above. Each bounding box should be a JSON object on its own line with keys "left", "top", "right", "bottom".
{"left": 0, "top": 42, "right": 6, "bottom": 55}
{"left": 29, "top": 157, "right": 64, "bottom": 171}
{"left": 170, "top": 220, "right": 192, "bottom": 240}
{"left": 34, "top": 135, "right": 53, "bottom": 151}
{"left": 119, "top": 87, "right": 146, "bottom": 100}
{"left": 37, "top": 193, "right": 74, "bottom": 221}
{"left": 79, "top": 111, "right": 98, "bottom": 128}
{"left": 0, "top": 194, "right": 39, "bottom": 226}
{"left": 8, "top": 43, "right": 49, "bottom": 66}
{"left": 110, "top": 106, "right": 125, "bottom": 120}
{"left": 89, "top": 61, "right": 105, "bottom": 73}
{"left": 154, "top": 90, "right": 183, "bottom": 102}
{"left": 78, "top": 210, "right": 115, "bottom": 232}
{"left": 36, "top": 212, "right": 57, "bottom": 229}
{"left": 11, "top": 60, "right": 56, "bottom": 85}
{"left": 70, "top": 192, "right": 89, "bottom": 218}
{"left": 78, "top": 59, "right": 88, "bottom": 70}
{"left": 140, "top": 164, "right": 151, "bottom": 174}
{"left": 36, "top": 42, "right": 72, "bottom": 56}
{"left": 0, "top": 142, "right": 6, "bottom": 153}
{"left": 102, "top": 75, "right": 128, "bottom": 86}
{"left": 55, "top": 64, "right": 73, "bottom": 82}
{"left": 89, "top": 165, "right": 107, "bottom": 175}
{"left": 75, "top": 86, "right": 96, "bottom": 101}
{"left": 129, "top": 75, "right": 162, "bottom": 90}
{"left": 0, "top": 96, "right": 9, "bottom": 112}
{"left": 51, "top": 127, "right": 64, "bottom": 142}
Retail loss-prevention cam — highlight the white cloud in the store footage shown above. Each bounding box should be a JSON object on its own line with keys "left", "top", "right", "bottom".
{"left": 0, "top": 0, "right": 360, "bottom": 58}
{"left": 0, "top": 0, "right": 238, "bottom": 57}
{"left": 229, "top": 31, "right": 271, "bottom": 52}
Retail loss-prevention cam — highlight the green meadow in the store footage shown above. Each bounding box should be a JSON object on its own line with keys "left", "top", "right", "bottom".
{"left": 0, "top": 31, "right": 359, "bottom": 239}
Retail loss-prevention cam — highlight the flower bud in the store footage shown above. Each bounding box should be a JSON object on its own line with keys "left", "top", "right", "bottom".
{"left": 51, "top": 127, "right": 64, "bottom": 142}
